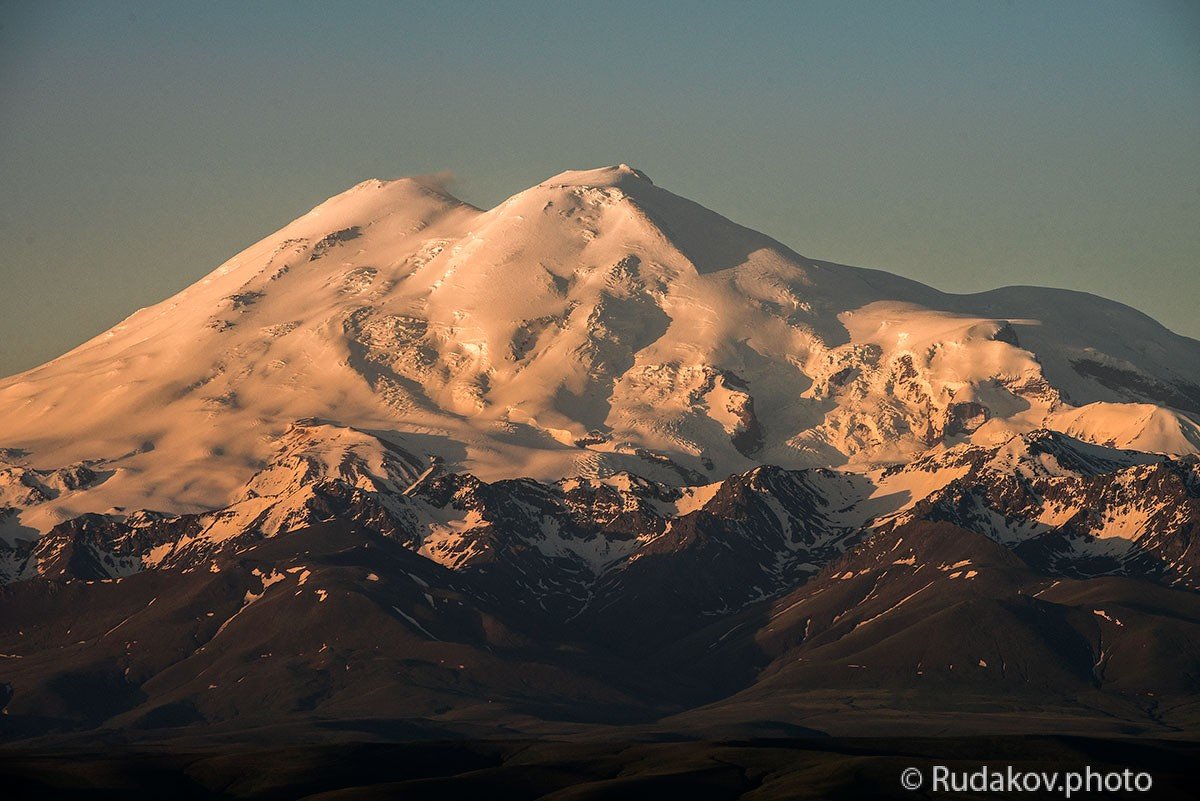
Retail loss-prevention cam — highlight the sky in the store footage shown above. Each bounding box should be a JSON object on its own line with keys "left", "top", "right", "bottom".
{"left": 1, "top": 1, "right": 1197, "bottom": 377}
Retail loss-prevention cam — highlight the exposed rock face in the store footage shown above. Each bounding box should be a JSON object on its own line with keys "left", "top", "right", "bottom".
{"left": 943, "top": 400, "right": 991, "bottom": 438}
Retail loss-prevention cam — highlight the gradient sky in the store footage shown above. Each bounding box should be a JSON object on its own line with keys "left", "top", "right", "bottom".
{"left": 1, "top": 1, "right": 1197, "bottom": 377}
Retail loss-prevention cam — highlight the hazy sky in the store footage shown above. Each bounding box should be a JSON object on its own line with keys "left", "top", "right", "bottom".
{"left": 2, "top": 1, "right": 1197, "bottom": 377}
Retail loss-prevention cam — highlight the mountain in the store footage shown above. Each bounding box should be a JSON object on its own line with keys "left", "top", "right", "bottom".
{"left": 2, "top": 165, "right": 1198, "bottom": 535}
{"left": 2, "top": 165, "right": 1200, "bottom": 752}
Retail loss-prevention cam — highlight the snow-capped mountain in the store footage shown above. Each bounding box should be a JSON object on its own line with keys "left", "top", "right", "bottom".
{"left": 3, "top": 165, "right": 1200, "bottom": 740}
{"left": 2, "top": 165, "right": 1198, "bottom": 538}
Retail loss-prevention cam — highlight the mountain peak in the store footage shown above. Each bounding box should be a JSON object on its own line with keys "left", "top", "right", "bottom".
{"left": 539, "top": 163, "right": 653, "bottom": 189}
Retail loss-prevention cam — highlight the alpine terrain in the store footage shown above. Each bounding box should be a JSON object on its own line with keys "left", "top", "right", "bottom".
{"left": 2, "top": 165, "right": 1200, "bottom": 796}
